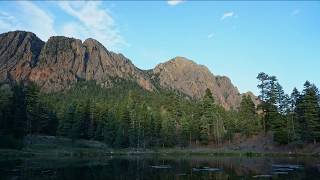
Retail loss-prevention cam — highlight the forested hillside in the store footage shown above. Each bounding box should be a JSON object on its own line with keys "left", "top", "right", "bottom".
{"left": 1, "top": 72, "right": 320, "bottom": 149}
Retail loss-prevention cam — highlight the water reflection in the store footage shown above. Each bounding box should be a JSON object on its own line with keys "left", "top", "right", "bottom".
{"left": 1, "top": 156, "right": 320, "bottom": 180}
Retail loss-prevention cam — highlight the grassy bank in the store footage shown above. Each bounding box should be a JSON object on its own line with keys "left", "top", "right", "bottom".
{"left": 1, "top": 135, "right": 319, "bottom": 159}
{"left": 1, "top": 145, "right": 319, "bottom": 159}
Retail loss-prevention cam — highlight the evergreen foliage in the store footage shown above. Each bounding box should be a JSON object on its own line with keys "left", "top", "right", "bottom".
{"left": 1, "top": 74, "right": 320, "bottom": 149}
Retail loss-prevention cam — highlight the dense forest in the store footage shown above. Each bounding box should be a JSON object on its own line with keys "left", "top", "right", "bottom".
{"left": 1, "top": 72, "right": 320, "bottom": 149}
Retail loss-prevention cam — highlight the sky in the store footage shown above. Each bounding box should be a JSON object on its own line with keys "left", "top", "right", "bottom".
{"left": 0, "top": 1, "right": 319, "bottom": 95}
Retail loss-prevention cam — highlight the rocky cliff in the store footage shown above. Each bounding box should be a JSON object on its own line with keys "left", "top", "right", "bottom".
{"left": 0, "top": 30, "right": 256, "bottom": 109}
{"left": 28, "top": 36, "right": 153, "bottom": 92}
{"left": 0, "top": 31, "right": 153, "bottom": 92}
{"left": 0, "top": 31, "right": 44, "bottom": 82}
{"left": 151, "top": 57, "right": 242, "bottom": 109}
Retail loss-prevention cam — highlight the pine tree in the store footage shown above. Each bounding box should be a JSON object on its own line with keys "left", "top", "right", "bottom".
{"left": 272, "top": 83, "right": 290, "bottom": 144}
{"left": 0, "top": 84, "right": 13, "bottom": 135}
{"left": 213, "top": 106, "right": 226, "bottom": 145}
{"left": 43, "top": 109, "right": 58, "bottom": 136}
{"left": 198, "top": 88, "right": 225, "bottom": 145}
{"left": 257, "top": 73, "right": 282, "bottom": 133}
{"left": 139, "top": 102, "right": 151, "bottom": 148}
{"left": 24, "top": 83, "right": 40, "bottom": 134}
{"left": 103, "top": 111, "right": 117, "bottom": 146}
{"left": 189, "top": 102, "right": 201, "bottom": 145}
{"left": 160, "top": 112, "right": 176, "bottom": 147}
{"left": 238, "top": 95, "right": 259, "bottom": 136}
{"left": 275, "top": 82, "right": 290, "bottom": 115}
{"left": 179, "top": 114, "right": 191, "bottom": 147}
{"left": 127, "top": 91, "right": 139, "bottom": 148}
{"left": 199, "top": 89, "right": 215, "bottom": 145}
{"left": 74, "top": 100, "right": 90, "bottom": 139}
{"left": 287, "top": 88, "right": 300, "bottom": 143}
{"left": 296, "top": 81, "right": 320, "bottom": 143}
{"left": 88, "top": 101, "right": 96, "bottom": 140}
{"left": 11, "top": 84, "right": 27, "bottom": 138}
{"left": 257, "top": 72, "right": 270, "bottom": 133}
{"left": 223, "top": 110, "right": 239, "bottom": 143}
{"left": 114, "top": 106, "right": 130, "bottom": 148}
{"left": 58, "top": 104, "right": 77, "bottom": 142}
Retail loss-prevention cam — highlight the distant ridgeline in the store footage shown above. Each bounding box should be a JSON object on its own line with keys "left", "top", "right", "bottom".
{"left": 0, "top": 30, "right": 320, "bottom": 149}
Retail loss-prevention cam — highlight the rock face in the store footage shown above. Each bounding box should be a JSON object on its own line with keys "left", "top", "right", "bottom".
{"left": 29, "top": 36, "right": 153, "bottom": 92}
{"left": 0, "top": 31, "right": 153, "bottom": 92}
{"left": 152, "top": 57, "right": 242, "bottom": 109}
{"left": 0, "top": 30, "right": 256, "bottom": 109}
{"left": 0, "top": 31, "right": 44, "bottom": 82}
{"left": 242, "top": 91, "right": 260, "bottom": 107}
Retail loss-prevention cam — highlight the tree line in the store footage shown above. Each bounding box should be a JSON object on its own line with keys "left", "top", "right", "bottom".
{"left": 257, "top": 72, "right": 320, "bottom": 144}
{"left": 1, "top": 73, "right": 319, "bottom": 149}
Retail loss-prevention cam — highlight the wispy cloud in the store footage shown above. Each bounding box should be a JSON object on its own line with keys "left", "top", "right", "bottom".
{"left": 167, "top": 0, "right": 184, "bottom": 6}
{"left": 0, "top": 12, "right": 14, "bottom": 21}
{"left": 58, "top": 1, "right": 127, "bottom": 51}
{"left": 0, "top": 2, "right": 56, "bottom": 41}
{"left": 291, "top": 9, "right": 300, "bottom": 16}
{"left": 0, "top": 1, "right": 126, "bottom": 51}
{"left": 221, "top": 11, "right": 234, "bottom": 20}
{"left": 207, "top": 33, "right": 214, "bottom": 39}
{"left": 61, "top": 22, "right": 86, "bottom": 39}
{"left": 18, "top": 1, "right": 56, "bottom": 40}
{"left": 0, "top": 11, "right": 17, "bottom": 31}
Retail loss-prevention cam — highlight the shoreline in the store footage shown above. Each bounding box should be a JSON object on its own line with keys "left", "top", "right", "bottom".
{"left": 1, "top": 147, "right": 319, "bottom": 159}
{"left": 1, "top": 135, "right": 319, "bottom": 159}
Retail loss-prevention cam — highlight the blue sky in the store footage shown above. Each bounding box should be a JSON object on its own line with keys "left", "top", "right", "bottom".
{"left": 0, "top": 1, "right": 319, "bottom": 95}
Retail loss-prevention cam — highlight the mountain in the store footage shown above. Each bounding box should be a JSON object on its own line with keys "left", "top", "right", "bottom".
{"left": 0, "top": 31, "right": 44, "bottom": 82}
{"left": 28, "top": 36, "right": 154, "bottom": 92}
{"left": 0, "top": 31, "right": 153, "bottom": 92}
{"left": 0, "top": 30, "right": 255, "bottom": 109}
{"left": 151, "top": 57, "right": 242, "bottom": 109}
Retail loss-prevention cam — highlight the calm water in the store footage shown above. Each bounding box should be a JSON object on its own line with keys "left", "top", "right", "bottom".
{"left": 1, "top": 155, "right": 320, "bottom": 180}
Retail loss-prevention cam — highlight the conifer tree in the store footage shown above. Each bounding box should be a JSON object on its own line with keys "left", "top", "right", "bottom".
{"left": 296, "top": 81, "right": 320, "bottom": 143}
{"left": 160, "top": 112, "right": 176, "bottom": 147}
{"left": 11, "top": 84, "right": 27, "bottom": 138}
{"left": 25, "top": 83, "right": 40, "bottom": 134}
{"left": 58, "top": 104, "right": 77, "bottom": 142}
{"left": 238, "top": 95, "right": 259, "bottom": 136}
{"left": 199, "top": 89, "right": 215, "bottom": 145}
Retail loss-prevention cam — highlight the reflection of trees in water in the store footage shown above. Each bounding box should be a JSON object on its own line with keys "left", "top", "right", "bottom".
{"left": 1, "top": 156, "right": 320, "bottom": 180}
{"left": 185, "top": 156, "right": 320, "bottom": 179}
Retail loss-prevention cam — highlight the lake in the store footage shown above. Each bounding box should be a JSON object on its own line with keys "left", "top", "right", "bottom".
{"left": 1, "top": 155, "right": 320, "bottom": 179}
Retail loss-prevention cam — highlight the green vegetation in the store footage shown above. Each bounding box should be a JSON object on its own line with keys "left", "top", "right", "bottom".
{"left": 1, "top": 73, "right": 320, "bottom": 150}
{"left": 257, "top": 73, "right": 320, "bottom": 144}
